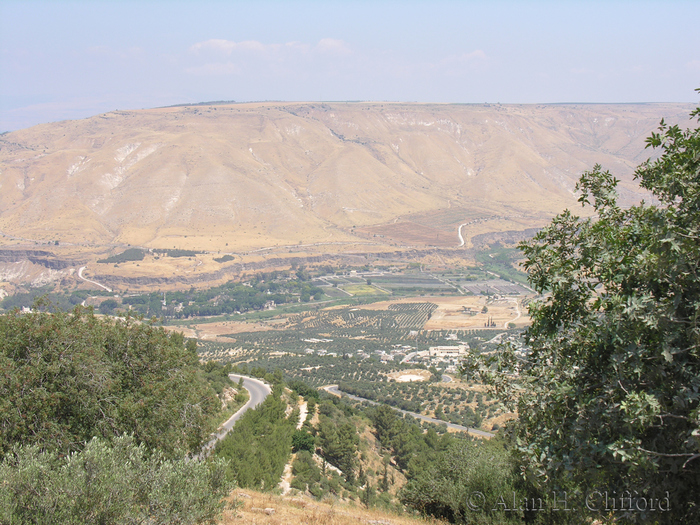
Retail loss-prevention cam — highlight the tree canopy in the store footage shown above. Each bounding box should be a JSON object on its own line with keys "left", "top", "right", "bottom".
{"left": 0, "top": 305, "right": 219, "bottom": 459}
{"left": 465, "top": 94, "right": 700, "bottom": 523}
{"left": 0, "top": 435, "right": 232, "bottom": 525}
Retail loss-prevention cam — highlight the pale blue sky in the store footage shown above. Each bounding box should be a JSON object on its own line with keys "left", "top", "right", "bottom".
{"left": 1, "top": 0, "right": 699, "bottom": 131}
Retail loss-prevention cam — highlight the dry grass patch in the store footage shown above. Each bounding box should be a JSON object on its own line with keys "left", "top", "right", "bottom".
{"left": 164, "top": 319, "right": 284, "bottom": 342}
{"left": 220, "top": 489, "right": 437, "bottom": 525}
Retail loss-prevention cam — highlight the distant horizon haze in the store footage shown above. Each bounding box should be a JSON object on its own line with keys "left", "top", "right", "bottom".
{"left": 1, "top": 0, "right": 698, "bottom": 132}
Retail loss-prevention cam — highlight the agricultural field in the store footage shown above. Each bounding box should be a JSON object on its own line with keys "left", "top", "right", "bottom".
{"left": 367, "top": 274, "right": 455, "bottom": 291}
{"left": 459, "top": 278, "right": 529, "bottom": 295}
{"left": 337, "top": 379, "right": 512, "bottom": 432}
{"left": 423, "top": 295, "right": 529, "bottom": 330}
{"left": 341, "top": 284, "right": 389, "bottom": 296}
{"left": 475, "top": 246, "right": 531, "bottom": 285}
{"left": 152, "top": 260, "right": 532, "bottom": 434}
{"left": 191, "top": 288, "right": 531, "bottom": 362}
{"left": 4, "top": 256, "right": 532, "bottom": 434}
{"left": 192, "top": 293, "right": 528, "bottom": 432}
{"left": 284, "top": 301, "right": 437, "bottom": 331}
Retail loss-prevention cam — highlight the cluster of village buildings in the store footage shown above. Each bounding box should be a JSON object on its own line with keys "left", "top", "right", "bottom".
{"left": 302, "top": 339, "right": 471, "bottom": 374}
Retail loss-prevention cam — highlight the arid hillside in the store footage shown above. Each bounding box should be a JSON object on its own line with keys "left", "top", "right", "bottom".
{"left": 0, "top": 101, "right": 694, "bottom": 289}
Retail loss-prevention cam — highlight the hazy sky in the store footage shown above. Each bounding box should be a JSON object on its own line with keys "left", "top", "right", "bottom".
{"left": 1, "top": 0, "right": 699, "bottom": 131}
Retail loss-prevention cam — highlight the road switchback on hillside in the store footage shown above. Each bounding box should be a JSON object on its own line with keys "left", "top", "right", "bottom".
{"left": 199, "top": 374, "right": 271, "bottom": 458}
{"left": 78, "top": 266, "right": 112, "bottom": 292}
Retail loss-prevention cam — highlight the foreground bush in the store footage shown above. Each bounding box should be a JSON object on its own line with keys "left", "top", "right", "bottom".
{"left": 0, "top": 435, "right": 234, "bottom": 525}
{"left": 400, "top": 438, "right": 522, "bottom": 524}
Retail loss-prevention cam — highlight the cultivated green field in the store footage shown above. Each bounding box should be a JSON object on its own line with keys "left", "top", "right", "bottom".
{"left": 341, "top": 284, "right": 389, "bottom": 296}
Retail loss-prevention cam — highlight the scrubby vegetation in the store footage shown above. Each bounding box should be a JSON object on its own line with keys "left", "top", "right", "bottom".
{"left": 0, "top": 305, "right": 220, "bottom": 458}
{"left": 97, "top": 247, "right": 145, "bottom": 264}
{"left": 215, "top": 384, "right": 297, "bottom": 490}
{"left": 0, "top": 304, "right": 237, "bottom": 523}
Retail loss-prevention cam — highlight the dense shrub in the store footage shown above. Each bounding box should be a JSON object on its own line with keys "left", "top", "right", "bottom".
{"left": 0, "top": 306, "right": 219, "bottom": 459}
{"left": 0, "top": 435, "right": 233, "bottom": 525}
{"left": 215, "top": 389, "right": 296, "bottom": 490}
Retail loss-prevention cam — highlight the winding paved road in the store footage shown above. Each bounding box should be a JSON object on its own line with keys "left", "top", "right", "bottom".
{"left": 324, "top": 385, "right": 494, "bottom": 438}
{"left": 78, "top": 266, "right": 112, "bottom": 292}
{"left": 457, "top": 223, "right": 467, "bottom": 247}
{"left": 199, "top": 374, "right": 271, "bottom": 457}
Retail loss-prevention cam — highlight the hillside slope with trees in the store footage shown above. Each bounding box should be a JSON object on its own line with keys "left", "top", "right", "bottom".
{"left": 0, "top": 304, "right": 234, "bottom": 524}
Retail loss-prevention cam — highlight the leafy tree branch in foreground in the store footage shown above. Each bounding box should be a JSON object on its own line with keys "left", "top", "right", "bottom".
{"left": 464, "top": 94, "right": 700, "bottom": 523}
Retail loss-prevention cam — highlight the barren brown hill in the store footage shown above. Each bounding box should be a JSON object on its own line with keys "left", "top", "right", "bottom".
{"left": 0, "top": 101, "right": 694, "bottom": 287}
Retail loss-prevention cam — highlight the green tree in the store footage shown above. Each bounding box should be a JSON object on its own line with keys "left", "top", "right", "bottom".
{"left": 428, "top": 366, "right": 441, "bottom": 382}
{"left": 370, "top": 404, "right": 399, "bottom": 447}
{"left": 291, "top": 429, "right": 315, "bottom": 453}
{"left": 464, "top": 96, "right": 700, "bottom": 523}
{"left": 98, "top": 298, "right": 118, "bottom": 315}
{"left": 186, "top": 338, "right": 199, "bottom": 356}
{"left": 361, "top": 481, "right": 376, "bottom": 508}
{"left": 0, "top": 306, "right": 219, "bottom": 459}
{"left": 290, "top": 450, "right": 321, "bottom": 493}
{"left": 379, "top": 455, "right": 390, "bottom": 492}
{"left": 400, "top": 438, "right": 521, "bottom": 524}
{"left": 317, "top": 416, "right": 358, "bottom": 483}
{"left": 215, "top": 390, "right": 295, "bottom": 490}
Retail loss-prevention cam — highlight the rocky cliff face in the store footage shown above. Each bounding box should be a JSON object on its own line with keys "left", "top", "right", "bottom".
{"left": 0, "top": 249, "right": 81, "bottom": 269}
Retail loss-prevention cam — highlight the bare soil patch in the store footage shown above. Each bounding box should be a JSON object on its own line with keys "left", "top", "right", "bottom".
{"left": 388, "top": 369, "right": 431, "bottom": 382}
{"left": 164, "top": 319, "right": 283, "bottom": 342}
{"left": 423, "top": 295, "right": 529, "bottom": 330}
